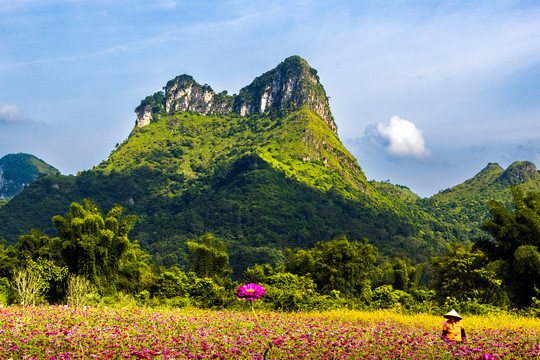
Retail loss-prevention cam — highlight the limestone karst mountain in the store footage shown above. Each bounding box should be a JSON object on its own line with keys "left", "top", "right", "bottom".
{"left": 1, "top": 56, "right": 539, "bottom": 277}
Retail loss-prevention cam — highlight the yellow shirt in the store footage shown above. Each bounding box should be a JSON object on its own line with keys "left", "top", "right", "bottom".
{"left": 443, "top": 320, "right": 463, "bottom": 342}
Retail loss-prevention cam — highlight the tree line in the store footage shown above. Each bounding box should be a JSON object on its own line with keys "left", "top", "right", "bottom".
{"left": 1, "top": 186, "right": 540, "bottom": 314}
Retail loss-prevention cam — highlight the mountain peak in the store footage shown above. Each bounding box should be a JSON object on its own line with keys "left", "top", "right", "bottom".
{"left": 497, "top": 161, "right": 539, "bottom": 185}
{"left": 235, "top": 56, "right": 336, "bottom": 134}
{"left": 135, "top": 56, "right": 337, "bottom": 135}
{"left": 0, "top": 153, "right": 59, "bottom": 199}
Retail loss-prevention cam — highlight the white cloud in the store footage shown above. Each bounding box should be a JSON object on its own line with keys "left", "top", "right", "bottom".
{"left": 0, "top": 104, "right": 24, "bottom": 123}
{"left": 375, "top": 116, "right": 430, "bottom": 159}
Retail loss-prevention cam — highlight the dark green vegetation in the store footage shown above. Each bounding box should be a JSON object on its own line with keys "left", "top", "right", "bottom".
{"left": 0, "top": 153, "right": 59, "bottom": 200}
{"left": 420, "top": 161, "right": 540, "bottom": 241}
{"left": 0, "top": 109, "right": 454, "bottom": 275}
{"left": 1, "top": 56, "right": 540, "bottom": 312}
{"left": 0, "top": 56, "right": 458, "bottom": 275}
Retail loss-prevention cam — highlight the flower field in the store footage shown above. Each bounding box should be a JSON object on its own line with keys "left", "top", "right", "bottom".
{"left": 0, "top": 305, "right": 539, "bottom": 359}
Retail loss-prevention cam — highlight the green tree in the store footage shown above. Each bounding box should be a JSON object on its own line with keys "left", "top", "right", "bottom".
{"left": 187, "top": 233, "right": 231, "bottom": 279}
{"left": 0, "top": 242, "right": 16, "bottom": 279}
{"left": 153, "top": 266, "right": 190, "bottom": 299}
{"left": 51, "top": 199, "right": 137, "bottom": 295}
{"left": 26, "top": 257, "right": 68, "bottom": 301}
{"left": 286, "top": 235, "right": 378, "bottom": 299}
{"left": 115, "top": 241, "right": 155, "bottom": 295}
{"left": 371, "top": 257, "right": 425, "bottom": 292}
{"left": 243, "top": 264, "right": 331, "bottom": 310}
{"left": 431, "top": 243, "right": 504, "bottom": 305}
{"left": 17, "top": 229, "right": 57, "bottom": 262}
{"left": 480, "top": 187, "right": 540, "bottom": 307}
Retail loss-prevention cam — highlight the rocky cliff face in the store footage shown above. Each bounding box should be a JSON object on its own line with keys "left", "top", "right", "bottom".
{"left": 135, "top": 56, "right": 338, "bottom": 136}
{"left": 162, "top": 75, "right": 234, "bottom": 116}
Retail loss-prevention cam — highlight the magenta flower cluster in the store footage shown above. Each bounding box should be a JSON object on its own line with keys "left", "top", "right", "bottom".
{"left": 236, "top": 283, "right": 266, "bottom": 300}
{"left": 0, "top": 305, "right": 539, "bottom": 359}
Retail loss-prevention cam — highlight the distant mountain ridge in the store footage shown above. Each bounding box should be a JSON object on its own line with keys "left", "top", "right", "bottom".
{"left": 0, "top": 153, "right": 59, "bottom": 199}
{"left": 434, "top": 161, "right": 540, "bottom": 200}
{"left": 419, "top": 160, "right": 540, "bottom": 240}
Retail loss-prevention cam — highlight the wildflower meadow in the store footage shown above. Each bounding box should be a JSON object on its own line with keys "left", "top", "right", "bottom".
{"left": 0, "top": 305, "right": 539, "bottom": 359}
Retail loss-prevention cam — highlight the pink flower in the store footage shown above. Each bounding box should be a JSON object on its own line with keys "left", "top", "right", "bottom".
{"left": 236, "top": 283, "right": 265, "bottom": 300}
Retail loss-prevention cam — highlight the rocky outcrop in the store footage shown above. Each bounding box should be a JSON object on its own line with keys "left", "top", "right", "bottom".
{"left": 234, "top": 56, "right": 337, "bottom": 134}
{"left": 135, "top": 56, "right": 338, "bottom": 135}
{"left": 163, "top": 75, "right": 234, "bottom": 116}
{"left": 136, "top": 106, "right": 153, "bottom": 127}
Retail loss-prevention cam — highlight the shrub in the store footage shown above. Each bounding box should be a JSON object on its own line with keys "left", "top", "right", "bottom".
{"left": 12, "top": 268, "right": 46, "bottom": 306}
{"left": 188, "top": 277, "right": 229, "bottom": 309}
{"left": 66, "top": 275, "right": 97, "bottom": 307}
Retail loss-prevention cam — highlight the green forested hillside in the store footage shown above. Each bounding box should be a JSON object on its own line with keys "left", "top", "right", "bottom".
{"left": 1, "top": 57, "right": 539, "bottom": 280}
{"left": 419, "top": 161, "right": 540, "bottom": 240}
{"left": 0, "top": 153, "right": 59, "bottom": 199}
{"left": 0, "top": 108, "right": 452, "bottom": 276}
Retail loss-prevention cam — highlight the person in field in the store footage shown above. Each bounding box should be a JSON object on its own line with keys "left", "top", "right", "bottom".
{"left": 442, "top": 309, "right": 466, "bottom": 342}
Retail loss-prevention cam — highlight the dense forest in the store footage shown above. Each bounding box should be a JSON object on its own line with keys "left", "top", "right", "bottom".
{"left": 1, "top": 56, "right": 540, "bottom": 314}
{"left": 1, "top": 187, "right": 540, "bottom": 314}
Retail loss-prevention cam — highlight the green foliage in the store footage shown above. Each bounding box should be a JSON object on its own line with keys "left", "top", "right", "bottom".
{"left": 153, "top": 266, "right": 190, "bottom": 298}
{"left": 3, "top": 75, "right": 540, "bottom": 301}
{"left": 188, "top": 276, "right": 230, "bottom": 309}
{"left": 0, "top": 243, "right": 16, "bottom": 279}
{"left": 0, "top": 199, "right": 9, "bottom": 208}
{"left": 12, "top": 61, "right": 540, "bottom": 311}
{"left": 243, "top": 264, "right": 343, "bottom": 311}
{"left": 370, "top": 257, "right": 425, "bottom": 292}
{"left": 442, "top": 297, "right": 503, "bottom": 316}
{"left": 431, "top": 243, "right": 505, "bottom": 306}
{"left": 0, "top": 201, "right": 153, "bottom": 304}
{"left": 26, "top": 257, "right": 68, "bottom": 299}
{"left": 420, "top": 162, "right": 540, "bottom": 243}
{"left": 0, "top": 153, "right": 59, "bottom": 199}
{"left": 16, "top": 229, "right": 57, "bottom": 262}
{"left": 479, "top": 186, "right": 540, "bottom": 307}
{"left": 370, "top": 285, "right": 410, "bottom": 309}
{"left": 0, "top": 277, "right": 10, "bottom": 304}
{"left": 187, "top": 233, "right": 231, "bottom": 278}
{"left": 286, "top": 235, "right": 377, "bottom": 299}
{"left": 51, "top": 200, "right": 136, "bottom": 295}
{"left": 0, "top": 106, "right": 506, "bottom": 276}
{"left": 0, "top": 174, "right": 79, "bottom": 245}
{"left": 135, "top": 91, "right": 166, "bottom": 121}
{"left": 0, "top": 153, "right": 59, "bottom": 184}
{"left": 115, "top": 240, "right": 154, "bottom": 295}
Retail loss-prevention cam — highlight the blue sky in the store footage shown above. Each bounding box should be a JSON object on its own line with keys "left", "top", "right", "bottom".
{"left": 1, "top": 0, "right": 540, "bottom": 197}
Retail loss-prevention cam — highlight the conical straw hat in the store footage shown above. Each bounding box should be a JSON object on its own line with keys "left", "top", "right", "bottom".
{"left": 443, "top": 309, "right": 462, "bottom": 319}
